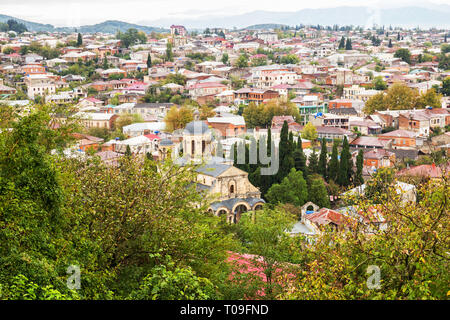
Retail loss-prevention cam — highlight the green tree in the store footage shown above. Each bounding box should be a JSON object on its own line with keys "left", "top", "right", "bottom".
{"left": 128, "top": 255, "right": 215, "bottom": 300}
{"left": 116, "top": 28, "right": 147, "bottom": 48}
{"left": 252, "top": 57, "right": 268, "bottom": 67}
{"left": 345, "top": 38, "right": 352, "bottom": 50}
{"left": 0, "top": 105, "right": 79, "bottom": 295}
{"left": 355, "top": 149, "right": 364, "bottom": 186}
{"left": 236, "top": 54, "right": 248, "bottom": 68}
{"left": 442, "top": 77, "right": 450, "bottom": 96}
{"left": 327, "top": 140, "right": 340, "bottom": 183}
{"left": 301, "top": 122, "right": 318, "bottom": 142}
{"left": 164, "top": 106, "right": 193, "bottom": 132}
{"left": 308, "top": 149, "right": 319, "bottom": 174}
{"left": 235, "top": 208, "right": 299, "bottom": 299}
{"left": 77, "top": 33, "right": 83, "bottom": 47}
{"left": 372, "top": 76, "right": 387, "bottom": 90}
{"left": 337, "top": 136, "right": 352, "bottom": 187}
{"left": 384, "top": 83, "right": 419, "bottom": 110}
{"left": 293, "top": 135, "right": 308, "bottom": 179}
{"left": 318, "top": 138, "right": 328, "bottom": 178}
{"left": 338, "top": 36, "right": 346, "bottom": 50}
{"left": 266, "top": 168, "right": 308, "bottom": 207}
{"left": 280, "top": 54, "right": 300, "bottom": 64}
{"left": 308, "top": 177, "right": 330, "bottom": 208}
{"left": 417, "top": 88, "right": 443, "bottom": 108}
{"left": 394, "top": 48, "right": 411, "bottom": 64}
{"left": 277, "top": 121, "right": 294, "bottom": 182}
{"left": 165, "top": 41, "right": 173, "bottom": 62}
{"left": 221, "top": 53, "right": 229, "bottom": 65}
{"left": 364, "top": 83, "right": 420, "bottom": 114}
{"left": 125, "top": 145, "right": 132, "bottom": 157}
{"left": 364, "top": 92, "right": 386, "bottom": 114}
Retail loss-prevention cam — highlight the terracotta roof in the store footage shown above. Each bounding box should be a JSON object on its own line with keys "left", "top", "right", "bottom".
{"left": 306, "top": 208, "right": 345, "bottom": 226}
{"left": 144, "top": 134, "right": 161, "bottom": 140}
{"left": 397, "top": 163, "right": 449, "bottom": 178}
{"left": 364, "top": 149, "right": 394, "bottom": 159}
{"left": 350, "top": 136, "right": 385, "bottom": 148}
{"left": 379, "top": 129, "right": 416, "bottom": 138}
{"left": 315, "top": 126, "right": 352, "bottom": 135}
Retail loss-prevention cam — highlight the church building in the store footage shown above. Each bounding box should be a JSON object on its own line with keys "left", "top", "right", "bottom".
{"left": 181, "top": 119, "right": 265, "bottom": 223}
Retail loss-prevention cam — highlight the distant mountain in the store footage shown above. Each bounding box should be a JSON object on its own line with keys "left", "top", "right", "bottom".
{"left": 143, "top": 5, "right": 450, "bottom": 29}
{"left": 241, "top": 24, "right": 288, "bottom": 31}
{"left": 75, "top": 20, "right": 168, "bottom": 34}
{"left": 0, "top": 14, "right": 54, "bottom": 32}
{"left": 0, "top": 15, "right": 168, "bottom": 34}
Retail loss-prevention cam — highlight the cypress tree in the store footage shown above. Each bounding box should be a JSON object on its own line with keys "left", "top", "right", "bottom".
{"left": 308, "top": 149, "right": 319, "bottom": 175}
{"left": 249, "top": 137, "right": 258, "bottom": 173}
{"left": 328, "top": 140, "right": 339, "bottom": 182}
{"left": 243, "top": 142, "right": 250, "bottom": 173}
{"left": 260, "top": 138, "right": 275, "bottom": 196}
{"left": 147, "top": 54, "right": 152, "bottom": 68}
{"left": 232, "top": 142, "right": 238, "bottom": 166}
{"left": 355, "top": 149, "right": 364, "bottom": 186}
{"left": 257, "top": 129, "right": 274, "bottom": 196}
{"left": 345, "top": 38, "right": 352, "bottom": 50}
{"left": 337, "top": 136, "right": 352, "bottom": 186}
{"left": 288, "top": 131, "right": 294, "bottom": 149}
{"left": 277, "top": 121, "right": 293, "bottom": 182}
{"left": 318, "top": 137, "right": 328, "bottom": 178}
{"left": 293, "top": 135, "right": 308, "bottom": 178}
{"left": 388, "top": 39, "right": 393, "bottom": 48}
{"left": 125, "top": 145, "right": 132, "bottom": 157}
{"left": 267, "top": 127, "right": 272, "bottom": 157}
{"left": 338, "top": 36, "right": 346, "bottom": 49}
{"left": 77, "top": 32, "right": 82, "bottom": 47}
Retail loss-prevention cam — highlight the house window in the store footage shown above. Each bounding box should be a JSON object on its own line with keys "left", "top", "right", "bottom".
{"left": 191, "top": 140, "right": 195, "bottom": 155}
{"left": 229, "top": 185, "right": 234, "bottom": 194}
{"left": 202, "top": 140, "right": 206, "bottom": 154}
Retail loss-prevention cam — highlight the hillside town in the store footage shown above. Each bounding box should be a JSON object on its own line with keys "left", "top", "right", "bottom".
{"left": 0, "top": 17, "right": 449, "bottom": 301}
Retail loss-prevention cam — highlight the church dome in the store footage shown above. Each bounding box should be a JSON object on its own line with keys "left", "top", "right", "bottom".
{"left": 160, "top": 138, "right": 174, "bottom": 146}
{"left": 184, "top": 121, "right": 210, "bottom": 135}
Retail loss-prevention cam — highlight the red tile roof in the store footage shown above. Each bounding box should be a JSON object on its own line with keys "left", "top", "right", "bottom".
{"left": 144, "top": 134, "right": 161, "bottom": 140}
{"left": 306, "top": 208, "right": 345, "bottom": 226}
{"left": 379, "top": 129, "right": 416, "bottom": 138}
{"left": 397, "top": 163, "right": 449, "bottom": 178}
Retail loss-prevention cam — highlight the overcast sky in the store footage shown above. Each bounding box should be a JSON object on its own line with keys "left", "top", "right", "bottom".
{"left": 1, "top": 0, "right": 449, "bottom": 27}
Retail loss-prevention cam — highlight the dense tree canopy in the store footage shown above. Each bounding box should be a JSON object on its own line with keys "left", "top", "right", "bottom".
{"left": 164, "top": 106, "right": 194, "bottom": 132}
{"left": 116, "top": 28, "right": 147, "bottom": 48}
{"left": 363, "top": 83, "right": 434, "bottom": 114}
{"left": 242, "top": 99, "right": 300, "bottom": 129}
{"left": 394, "top": 48, "right": 411, "bottom": 64}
